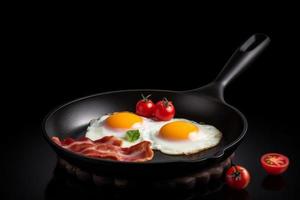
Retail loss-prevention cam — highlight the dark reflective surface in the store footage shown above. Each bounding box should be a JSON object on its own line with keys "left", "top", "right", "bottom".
{"left": 262, "top": 175, "right": 287, "bottom": 191}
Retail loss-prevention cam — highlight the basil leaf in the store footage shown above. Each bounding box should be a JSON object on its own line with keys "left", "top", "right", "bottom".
{"left": 125, "top": 130, "right": 140, "bottom": 142}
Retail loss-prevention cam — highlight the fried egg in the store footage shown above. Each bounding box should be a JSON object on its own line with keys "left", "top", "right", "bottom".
{"left": 86, "top": 112, "right": 152, "bottom": 147}
{"left": 150, "top": 120, "right": 222, "bottom": 155}
{"left": 85, "top": 112, "right": 222, "bottom": 154}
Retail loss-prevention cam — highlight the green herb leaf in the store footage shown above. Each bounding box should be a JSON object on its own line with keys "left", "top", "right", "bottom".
{"left": 125, "top": 130, "right": 140, "bottom": 142}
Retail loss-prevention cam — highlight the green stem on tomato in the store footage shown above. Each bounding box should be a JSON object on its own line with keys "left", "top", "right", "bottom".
{"left": 163, "top": 97, "right": 169, "bottom": 107}
{"left": 141, "top": 94, "right": 151, "bottom": 102}
{"left": 232, "top": 165, "right": 241, "bottom": 180}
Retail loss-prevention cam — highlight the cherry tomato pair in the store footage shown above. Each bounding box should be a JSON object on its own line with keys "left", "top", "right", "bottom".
{"left": 136, "top": 95, "right": 175, "bottom": 121}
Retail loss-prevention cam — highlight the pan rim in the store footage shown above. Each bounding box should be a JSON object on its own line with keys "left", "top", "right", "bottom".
{"left": 42, "top": 89, "right": 247, "bottom": 165}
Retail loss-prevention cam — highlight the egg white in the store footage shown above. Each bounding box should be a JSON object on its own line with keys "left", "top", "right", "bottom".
{"left": 149, "top": 121, "right": 222, "bottom": 155}
{"left": 86, "top": 114, "right": 154, "bottom": 147}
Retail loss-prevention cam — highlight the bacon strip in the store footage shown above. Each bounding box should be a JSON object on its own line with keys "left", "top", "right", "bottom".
{"left": 51, "top": 136, "right": 153, "bottom": 162}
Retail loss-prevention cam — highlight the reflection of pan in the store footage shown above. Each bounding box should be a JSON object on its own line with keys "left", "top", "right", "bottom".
{"left": 45, "top": 163, "right": 225, "bottom": 200}
{"left": 43, "top": 34, "right": 270, "bottom": 177}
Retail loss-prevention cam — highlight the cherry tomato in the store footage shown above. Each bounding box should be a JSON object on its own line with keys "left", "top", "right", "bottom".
{"left": 260, "top": 153, "right": 289, "bottom": 175}
{"left": 225, "top": 165, "right": 250, "bottom": 190}
{"left": 136, "top": 94, "right": 155, "bottom": 117}
{"left": 154, "top": 98, "right": 175, "bottom": 121}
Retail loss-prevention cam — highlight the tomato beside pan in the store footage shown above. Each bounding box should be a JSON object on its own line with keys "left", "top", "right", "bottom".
{"left": 260, "top": 153, "right": 289, "bottom": 175}
{"left": 225, "top": 165, "right": 250, "bottom": 190}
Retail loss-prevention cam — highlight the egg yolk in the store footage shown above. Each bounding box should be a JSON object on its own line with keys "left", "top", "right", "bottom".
{"left": 159, "top": 121, "right": 199, "bottom": 140}
{"left": 106, "top": 112, "right": 143, "bottom": 129}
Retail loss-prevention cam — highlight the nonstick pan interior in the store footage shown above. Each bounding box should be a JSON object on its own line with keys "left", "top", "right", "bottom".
{"left": 44, "top": 90, "right": 245, "bottom": 163}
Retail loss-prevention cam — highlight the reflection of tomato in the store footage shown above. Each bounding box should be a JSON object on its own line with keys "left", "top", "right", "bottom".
{"left": 261, "top": 153, "right": 289, "bottom": 175}
{"left": 225, "top": 165, "right": 250, "bottom": 190}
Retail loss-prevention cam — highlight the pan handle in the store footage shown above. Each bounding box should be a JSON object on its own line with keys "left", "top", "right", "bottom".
{"left": 190, "top": 33, "right": 270, "bottom": 100}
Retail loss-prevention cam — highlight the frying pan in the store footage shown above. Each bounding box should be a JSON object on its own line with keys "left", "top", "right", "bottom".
{"left": 43, "top": 34, "right": 270, "bottom": 178}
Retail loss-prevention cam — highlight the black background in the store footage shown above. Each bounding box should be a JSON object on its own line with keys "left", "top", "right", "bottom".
{"left": 3, "top": 11, "right": 300, "bottom": 200}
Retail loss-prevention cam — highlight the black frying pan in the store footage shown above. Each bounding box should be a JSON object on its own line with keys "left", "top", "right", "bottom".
{"left": 43, "top": 34, "right": 270, "bottom": 178}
